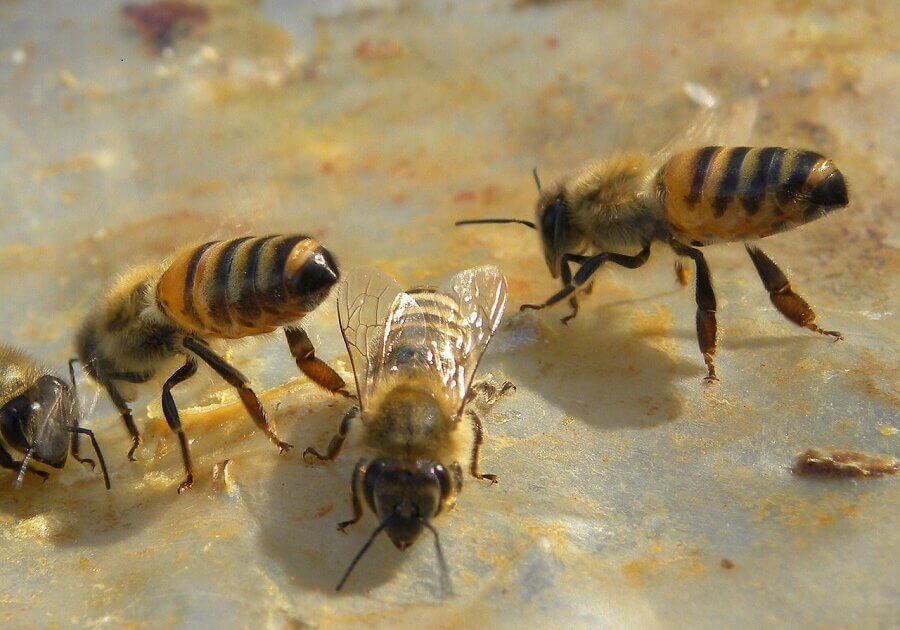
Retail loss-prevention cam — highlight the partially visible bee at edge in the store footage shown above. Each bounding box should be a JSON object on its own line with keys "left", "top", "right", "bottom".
{"left": 76, "top": 235, "right": 351, "bottom": 493}
{"left": 457, "top": 110, "right": 849, "bottom": 380}
{"left": 0, "top": 346, "right": 110, "bottom": 489}
{"left": 304, "top": 265, "right": 513, "bottom": 591}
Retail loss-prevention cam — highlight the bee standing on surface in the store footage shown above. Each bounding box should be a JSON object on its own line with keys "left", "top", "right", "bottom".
{"left": 458, "top": 145, "right": 849, "bottom": 381}
{"left": 76, "top": 235, "right": 350, "bottom": 493}
{"left": 304, "top": 265, "right": 511, "bottom": 591}
{"left": 0, "top": 346, "right": 110, "bottom": 489}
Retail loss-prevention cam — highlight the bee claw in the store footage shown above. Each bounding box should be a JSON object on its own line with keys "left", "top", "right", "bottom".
{"left": 277, "top": 441, "right": 293, "bottom": 454}
{"left": 177, "top": 477, "right": 193, "bottom": 494}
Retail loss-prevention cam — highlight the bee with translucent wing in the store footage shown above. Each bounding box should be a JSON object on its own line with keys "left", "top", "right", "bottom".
{"left": 76, "top": 235, "right": 350, "bottom": 493}
{"left": 458, "top": 101, "right": 848, "bottom": 381}
{"left": 0, "top": 347, "right": 110, "bottom": 489}
{"left": 304, "top": 265, "right": 512, "bottom": 590}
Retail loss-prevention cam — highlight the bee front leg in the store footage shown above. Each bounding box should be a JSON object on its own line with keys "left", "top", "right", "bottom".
{"left": 521, "top": 253, "right": 589, "bottom": 323}
{"left": 469, "top": 411, "right": 497, "bottom": 484}
{"left": 285, "top": 327, "right": 353, "bottom": 398}
{"left": 337, "top": 458, "right": 367, "bottom": 532}
{"left": 521, "top": 247, "right": 651, "bottom": 324}
{"left": 304, "top": 406, "right": 358, "bottom": 462}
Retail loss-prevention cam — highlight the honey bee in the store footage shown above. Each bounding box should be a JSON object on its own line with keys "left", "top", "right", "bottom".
{"left": 76, "top": 235, "right": 350, "bottom": 492}
{"left": 458, "top": 138, "right": 849, "bottom": 381}
{"left": 304, "top": 265, "right": 511, "bottom": 590}
{"left": 0, "top": 346, "right": 110, "bottom": 489}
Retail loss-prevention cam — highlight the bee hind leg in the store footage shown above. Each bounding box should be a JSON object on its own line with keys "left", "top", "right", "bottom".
{"left": 183, "top": 337, "right": 293, "bottom": 453}
{"left": 303, "top": 406, "right": 358, "bottom": 462}
{"left": 160, "top": 358, "right": 199, "bottom": 494}
{"left": 672, "top": 242, "right": 718, "bottom": 382}
{"left": 745, "top": 245, "right": 843, "bottom": 340}
{"left": 285, "top": 327, "right": 353, "bottom": 398}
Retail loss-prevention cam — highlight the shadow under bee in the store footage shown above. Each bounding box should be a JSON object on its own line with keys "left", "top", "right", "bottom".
{"left": 495, "top": 295, "right": 696, "bottom": 430}
{"left": 254, "top": 397, "right": 454, "bottom": 595}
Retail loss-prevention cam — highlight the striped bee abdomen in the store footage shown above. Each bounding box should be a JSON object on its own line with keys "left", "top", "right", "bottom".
{"left": 155, "top": 235, "right": 339, "bottom": 339}
{"left": 382, "top": 288, "right": 468, "bottom": 379}
{"left": 658, "top": 147, "right": 849, "bottom": 244}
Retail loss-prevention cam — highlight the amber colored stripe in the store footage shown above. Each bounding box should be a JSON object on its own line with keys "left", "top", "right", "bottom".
{"left": 182, "top": 241, "right": 217, "bottom": 330}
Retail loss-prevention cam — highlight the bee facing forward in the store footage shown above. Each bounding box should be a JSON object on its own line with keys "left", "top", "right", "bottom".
{"left": 304, "top": 265, "right": 511, "bottom": 590}
{"left": 76, "top": 235, "right": 350, "bottom": 492}
{"left": 459, "top": 146, "right": 849, "bottom": 380}
{"left": 0, "top": 346, "right": 110, "bottom": 489}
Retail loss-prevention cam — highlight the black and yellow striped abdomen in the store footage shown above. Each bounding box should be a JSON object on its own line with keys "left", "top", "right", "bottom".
{"left": 658, "top": 147, "right": 849, "bottom": 244}
{"left": 382, "top": 288, "right": 468, "bottom": 379}
{"left": 155, "top": 235, "right": 339, "bottom": 339}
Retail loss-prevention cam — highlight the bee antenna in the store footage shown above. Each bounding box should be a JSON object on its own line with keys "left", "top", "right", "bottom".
{"left": 455, "top": 218, "right": 537, "bottom": 230}
{"left": 336, "top": 516, "right": 393, "bottom": 592}
{"left": 14, "top": 448, "right": 34, "bottom": 489}
{"left": 422, "top": 519, "right": 454, "bottom": 597}
{"left": 532, "top": 167, "right": 542, "bottom": 192}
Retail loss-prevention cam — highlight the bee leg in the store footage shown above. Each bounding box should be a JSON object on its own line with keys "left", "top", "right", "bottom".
{"left": 161, "top": 358, "right": 199, "bottom": 494}
{"left": 675, "top": 260, "right": 690, "bottom": 286}
{"left": 303, "top": 406, "right": 358, "bottom": 462}
{"left": 285, "top": 327, "right": 353, "bottom": 398}
{"left": 469, "top": 411, "right": 497, "bottom": 484}
{"left": 101, "top": 378, "right": 141, "bottom": 461}
{"left": 65, "top": 359, "right": 95, "bottom": 470}
{"left": 745, "top": 245, "right": 843, "bottom": 340}
{"left": 338, "top": 458, "right": 367, "bottom": 533}
{"left": 521, "top": 252, "right": 588, "bottom": 321}
{"left": 183, "top": 337, "right": 293, "bottom": 453}
{"left": 467, "top": 380, "right": 516, "bottom": 406}
{"left": 521, "top": 247, "right": 651, "bottom": 322}
{"left": 672, "top": 242, "right": 718, "bottom": 382}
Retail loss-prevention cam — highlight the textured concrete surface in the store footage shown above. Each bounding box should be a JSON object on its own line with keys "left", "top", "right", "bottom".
{"left": 0, "top": 1, "right": 897, "bottom": 627}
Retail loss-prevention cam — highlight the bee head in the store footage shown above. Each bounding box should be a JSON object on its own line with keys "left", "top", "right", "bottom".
{"left": 363, "top": 458, "right": 454, "bottom": 550}
{"left": 0, "top": 376, "right": 73, "bottom": 469}
{"left": 453, "top": 167, "right": 574, "bottom": 279}
{"left": 534, "top": 183, "right": 573, "bottom": 279}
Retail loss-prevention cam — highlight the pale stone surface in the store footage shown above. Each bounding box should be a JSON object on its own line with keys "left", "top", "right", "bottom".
{"left": 0, "top": 1, "right": 897, "bottom": 627}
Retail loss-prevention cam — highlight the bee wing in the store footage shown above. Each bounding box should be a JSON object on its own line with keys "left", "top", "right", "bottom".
{"left": 443, "top": 264, "right": 508, "bottom": 417}
{"left": 336, "top": 267, "right": 403, "bottom": 409}
{"left": 650, "top": 97, "right": 758, "bottom": 169}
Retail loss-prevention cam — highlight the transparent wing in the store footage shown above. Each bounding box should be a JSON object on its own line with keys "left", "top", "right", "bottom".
{"left": 445, "top": 264, "right": 508, "bottom": 416}
{"left": 650, "top": 97, "right": 758, "bottom": 170}
{"left": 336, "top": 267, "right": 403, "bottom": 409}
{"left": 375, "top": 265, "right": 508, "bottom": 419}
{"left": 347, "top": 265, "right": 508, "bottom": 418}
